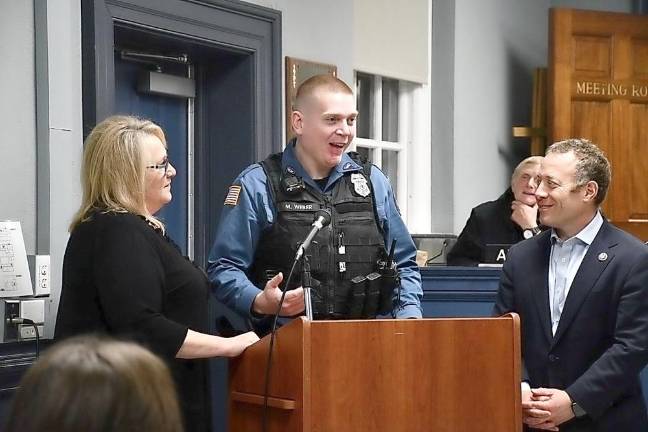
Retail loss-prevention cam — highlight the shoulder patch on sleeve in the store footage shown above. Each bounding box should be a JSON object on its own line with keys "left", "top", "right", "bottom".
{"left": 224, "top": 185, "right": 242, "bottom": 206}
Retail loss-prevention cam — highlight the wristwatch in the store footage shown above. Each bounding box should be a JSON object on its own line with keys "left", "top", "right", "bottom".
{"left": 570, "top": 397, "right": 587, "bottom": 418}
{"left": 522, "top": 226, "right": 541, "bottom": 239}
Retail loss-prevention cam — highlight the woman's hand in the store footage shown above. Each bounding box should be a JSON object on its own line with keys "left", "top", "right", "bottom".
{"left": 225, "top": 331, "right": 260, "bottom": 357}
{"left": 177, "top": 329, "right": 259, "bottom": 359}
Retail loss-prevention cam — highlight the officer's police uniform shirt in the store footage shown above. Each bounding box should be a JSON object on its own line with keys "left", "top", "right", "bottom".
{"left": 207, "top": 143, "right": 423, "bottom": 319}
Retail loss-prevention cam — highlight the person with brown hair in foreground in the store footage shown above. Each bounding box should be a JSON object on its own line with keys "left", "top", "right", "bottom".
{"left": 5, "top": 336, "right": 184, "bottom": 432}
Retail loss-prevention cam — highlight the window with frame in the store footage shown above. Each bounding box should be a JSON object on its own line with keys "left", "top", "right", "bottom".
{"left": 354, "top": 72, "right": 421, "bottom": 221}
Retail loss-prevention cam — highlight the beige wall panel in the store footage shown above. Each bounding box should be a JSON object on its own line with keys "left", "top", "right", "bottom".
{"left": 354, "top": 0, "right": 429, "bottom": 83}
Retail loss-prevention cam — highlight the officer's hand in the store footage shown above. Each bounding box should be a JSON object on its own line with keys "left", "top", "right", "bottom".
{"left": 511, "top": 200, "right": 538, "bottom": 230}
{"left": 252, "top": 272, "right": 306, "bottom": 316}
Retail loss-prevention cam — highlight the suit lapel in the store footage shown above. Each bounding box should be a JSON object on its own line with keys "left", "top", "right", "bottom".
{"left": 551, "top": 221, "right": 616, "bottom": 347}
{"left": 531, "top": 234, "right": 553, "bottom": 345}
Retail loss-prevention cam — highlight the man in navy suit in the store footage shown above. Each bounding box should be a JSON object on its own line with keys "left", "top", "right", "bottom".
{"left": 494, "top": 138, "right": 648, "bottom": 431}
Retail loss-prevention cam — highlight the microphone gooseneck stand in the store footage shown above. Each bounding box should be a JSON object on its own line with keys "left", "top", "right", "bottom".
{"left": 302, "top": 255, "right": 314, "bottom": 320}
{"left": 261, "top": 210, "right": 331, "bottom": 432}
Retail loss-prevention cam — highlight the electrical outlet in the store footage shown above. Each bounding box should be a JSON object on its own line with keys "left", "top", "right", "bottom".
{"left": 19, "top": 324, "right": 43, "bottom": 340}
{"left": 27, "top": 255, "right": 50, "bottom": 296}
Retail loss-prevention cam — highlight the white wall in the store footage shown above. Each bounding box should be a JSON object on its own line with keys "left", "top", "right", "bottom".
{"left": 452, "top": 0, "right": 547, "bottom": 232}
{"left": 354, "top": 0, "right": 429, "bottom": 83}
{"left": 0, "top": 0, "right": 37, "bottom": 253}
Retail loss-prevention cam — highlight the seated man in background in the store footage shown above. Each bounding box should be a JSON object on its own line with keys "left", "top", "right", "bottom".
{"left": 447, "top": 156, "right": 543, "bottom": 266}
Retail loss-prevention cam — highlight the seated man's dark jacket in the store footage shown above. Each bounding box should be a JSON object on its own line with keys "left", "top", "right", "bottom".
{"left": 447, "top": 188, "right": 524, "bottom": 266}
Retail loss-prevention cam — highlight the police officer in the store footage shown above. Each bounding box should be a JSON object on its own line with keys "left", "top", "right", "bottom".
{"left": 208, "top": 74, "right": 422, "bottom": 326}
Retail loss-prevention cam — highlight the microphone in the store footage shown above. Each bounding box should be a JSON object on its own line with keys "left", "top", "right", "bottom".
{"left": 425, "top": 239, "right": 448, "bottom": 266}
{"left": 295, "top": 209, "right": 331, "bottom": 261}
{"left": 262, "top": 209, "right": 331, "bottom": 430}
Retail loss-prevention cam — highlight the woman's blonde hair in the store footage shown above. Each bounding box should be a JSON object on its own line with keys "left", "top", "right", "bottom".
{"left": 4, "top": 335, "right": 184, "bottom": 432}
{"left": 70, "top": 115, "right": 166, "bottom": 232}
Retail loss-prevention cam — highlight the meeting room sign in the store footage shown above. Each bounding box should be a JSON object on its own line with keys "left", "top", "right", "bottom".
{"left": 573, "top": 79, "right": 648, "bottom": 100}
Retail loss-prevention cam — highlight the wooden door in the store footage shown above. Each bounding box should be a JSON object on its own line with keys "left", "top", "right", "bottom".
{"left": 549, "top": 8, "right": 648, "bottom": 240}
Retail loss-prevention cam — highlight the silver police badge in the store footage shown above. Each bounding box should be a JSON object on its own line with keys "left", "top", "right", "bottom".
{"left": 350, "top": 173, "right": 371, "bottom": 197}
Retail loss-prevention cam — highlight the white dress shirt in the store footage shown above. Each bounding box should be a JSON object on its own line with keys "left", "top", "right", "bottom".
{"left": 548, "top": 211, "right": 604, "bottom": 335}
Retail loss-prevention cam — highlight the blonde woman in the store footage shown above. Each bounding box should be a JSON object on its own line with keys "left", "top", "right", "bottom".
{"left": 55, "top": 115, "right": 259, "bottom": 432}
{"left": 5, "top": 336, "right": 184, "bottom": 432}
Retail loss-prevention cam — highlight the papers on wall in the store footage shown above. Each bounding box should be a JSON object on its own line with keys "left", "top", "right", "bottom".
{"left": 0, "top": 221, "right": 34, "bottom": 297}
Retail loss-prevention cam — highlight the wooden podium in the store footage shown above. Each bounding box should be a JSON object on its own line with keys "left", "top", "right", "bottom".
{"left": 229, "top": 316, "right": 522, "bottom": 432}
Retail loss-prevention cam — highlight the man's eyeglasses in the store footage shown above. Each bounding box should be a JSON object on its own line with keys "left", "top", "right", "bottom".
{"left": 146, "top": 158, "right": 170, "bottom": 174}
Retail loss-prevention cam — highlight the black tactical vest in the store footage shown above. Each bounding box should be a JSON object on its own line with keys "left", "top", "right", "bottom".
{"left": 251, "top": 152, "right": 398, "bottom": 319}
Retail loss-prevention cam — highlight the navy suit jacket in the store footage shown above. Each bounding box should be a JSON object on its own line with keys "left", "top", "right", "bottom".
{"left": 494, "top": 219, "right": 648, "bottom": 431}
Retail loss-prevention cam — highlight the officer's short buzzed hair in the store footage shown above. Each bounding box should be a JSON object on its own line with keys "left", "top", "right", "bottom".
{"left": 293, "top": 74, "right": 353, "bottom": 111}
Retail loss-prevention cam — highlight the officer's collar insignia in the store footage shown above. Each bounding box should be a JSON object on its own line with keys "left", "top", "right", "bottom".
{"left": 286, "top": 166, "right": 296, "bottom": 175}
{"left": 350, "top": 173, "right": 370, "bottom": 197}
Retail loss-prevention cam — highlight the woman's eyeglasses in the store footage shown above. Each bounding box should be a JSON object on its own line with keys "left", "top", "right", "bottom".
{"left": 146, "top": 158, "right": 170, "bottom": 174}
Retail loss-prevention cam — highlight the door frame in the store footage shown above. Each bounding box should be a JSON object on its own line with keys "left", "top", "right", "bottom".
{"left": 82, "top": 0, "right": 281, "bottom": 155}
{"left": 81, "top": 0, "right": 282, "bottom": 265}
